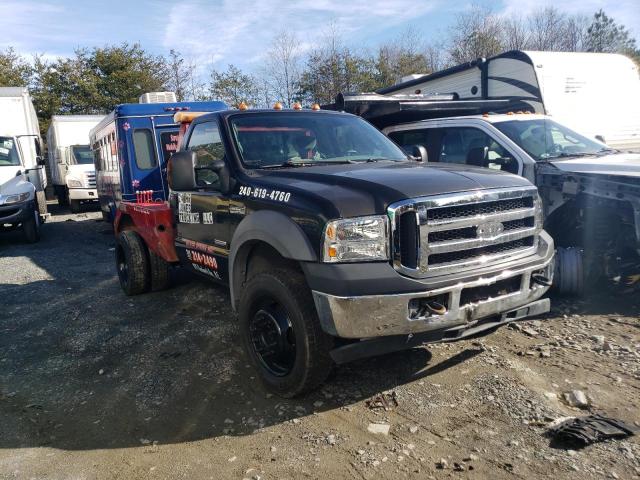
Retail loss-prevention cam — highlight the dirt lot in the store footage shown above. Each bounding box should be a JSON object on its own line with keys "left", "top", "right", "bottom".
{"left": 1, "top": 204, "right": 639, "bottom": 480}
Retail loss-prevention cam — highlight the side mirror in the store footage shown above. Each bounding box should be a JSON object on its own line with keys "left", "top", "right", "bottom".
{"left": 402, "top": 145, "right": 428, "bottom": 162}
{"left": 199, "top": 158, "right": 232, "bottom": 193}
{"left": 168, "top": 151, "right": 197, "bottom": 191}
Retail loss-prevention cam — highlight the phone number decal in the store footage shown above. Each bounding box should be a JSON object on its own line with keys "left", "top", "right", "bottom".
{"left": 239, "top": 186, "right": 291, "bottom": 203}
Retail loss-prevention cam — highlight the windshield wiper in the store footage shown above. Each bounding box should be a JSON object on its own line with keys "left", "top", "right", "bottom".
{"left": 259, "top": 159, "right": 356, "bottom": 169}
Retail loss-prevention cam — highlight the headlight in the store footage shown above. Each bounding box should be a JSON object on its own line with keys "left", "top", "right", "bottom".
{"left": 323, "top": 215, "right": 389, "bottom": 263}
{"left": 67, "top": 179, "right": 83, "bottom": 188}
{"left": 0, "top": 192, "right": 30, "bottom": 205}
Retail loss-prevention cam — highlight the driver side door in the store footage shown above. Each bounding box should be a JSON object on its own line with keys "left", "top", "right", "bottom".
{"left": 175, "top": 120, "right": 231, "bottom": 283}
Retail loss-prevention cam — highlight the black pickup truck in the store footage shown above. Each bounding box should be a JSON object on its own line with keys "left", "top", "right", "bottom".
{"left": 117, "top": 107, "right": 555, "bottom": 397}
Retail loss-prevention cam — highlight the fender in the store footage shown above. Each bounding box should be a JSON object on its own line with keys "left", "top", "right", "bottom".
{"left": 229, "top": 210, "right": 318, "bottom": 310}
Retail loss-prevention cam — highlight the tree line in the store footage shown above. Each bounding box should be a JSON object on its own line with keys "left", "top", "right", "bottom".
{"left": 0, "top": 6, "right": 637, "bottom": 135}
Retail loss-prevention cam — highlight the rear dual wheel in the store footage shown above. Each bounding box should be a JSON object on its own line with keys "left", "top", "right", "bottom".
{"left": 115, "top": 231, "right": 170, "bottom": 295}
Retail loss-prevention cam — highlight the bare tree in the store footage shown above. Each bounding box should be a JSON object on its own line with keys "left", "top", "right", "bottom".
{"left": 447, "top": 5, "right": 505, "bottom": 64}
{"left": 528, "top": 7, "right": 568, "bottom": 51}
{"left": 165, "top": 49, "right": 191, "bottom": 101}
{"left": 502, "top": 15, "right": 530, "bottom": 51}
{"left": 263, "top": 30, "right": 301, "bottom": 107}
{"left": 562, "top": 15, "right": 590, "bottom": 52}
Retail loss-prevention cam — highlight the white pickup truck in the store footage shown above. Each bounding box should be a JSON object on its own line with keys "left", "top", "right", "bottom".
{"left": 0, "top": 87, "right": 48, "bottom": 243}
{"left": 385, "top": 113, "right": 640, "bottom": 293}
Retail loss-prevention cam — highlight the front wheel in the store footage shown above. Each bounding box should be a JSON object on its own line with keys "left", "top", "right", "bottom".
{"left": 22, "top": 208, "right": 41, "bottom": 243}
{"left": 239, "top": 269, "right": 334, "bottom": 397}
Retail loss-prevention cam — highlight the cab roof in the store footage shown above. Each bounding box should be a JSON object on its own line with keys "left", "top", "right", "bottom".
{"left": 190, "top": 107, "right": 353, "bottom": 127}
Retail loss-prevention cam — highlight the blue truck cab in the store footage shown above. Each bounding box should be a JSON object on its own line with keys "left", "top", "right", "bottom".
{"left": 90, "top": 99, "right": 227, "bottom": 222}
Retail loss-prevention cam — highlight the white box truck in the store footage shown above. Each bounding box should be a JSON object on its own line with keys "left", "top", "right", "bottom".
{"left": 0, "top": 87, "right": 47, "bottom": 242}
{"left": 379, "top": 50, "right": 640, "bottom": 151}
{"left": 47, "top": 115, "right": 104, "bottom": 212}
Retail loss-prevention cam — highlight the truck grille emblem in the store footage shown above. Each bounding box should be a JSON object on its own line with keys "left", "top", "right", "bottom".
{"left": 477, "top": 221, "right": 504, "bottom": 239}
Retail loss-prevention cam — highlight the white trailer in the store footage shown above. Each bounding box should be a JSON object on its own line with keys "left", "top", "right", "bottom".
{"left": 0, "top": 87, "right": 47, "bottom": 242}
{"left": 47, "top": 115, "right": 104, "bottom": 212}
{"left": 379, "top": 50, "right": 640, "bottom": 151}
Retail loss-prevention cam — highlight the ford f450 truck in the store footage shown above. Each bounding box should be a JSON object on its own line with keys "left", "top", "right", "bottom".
{"left": 113, "top": 107, "right": 554, "bottom": 397}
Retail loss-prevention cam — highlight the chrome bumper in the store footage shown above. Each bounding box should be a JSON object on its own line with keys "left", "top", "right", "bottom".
{"left": 313, "top": 232, "right": 554, "bottom": 339}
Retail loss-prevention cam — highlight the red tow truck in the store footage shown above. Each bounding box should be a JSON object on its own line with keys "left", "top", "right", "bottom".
{"left": 112, "top": 112, "right": 198, "bottom": 294}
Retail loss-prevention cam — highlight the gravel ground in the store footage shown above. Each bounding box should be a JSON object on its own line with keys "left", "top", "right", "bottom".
{"left": 1, "top": 203, "right": 639, "bottom": 479}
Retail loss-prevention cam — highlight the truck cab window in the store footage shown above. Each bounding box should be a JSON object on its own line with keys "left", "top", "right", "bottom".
{"left": 132, "top": 129, "right": 157, "bottom": 170}
{"left": 187, "top": 122, "right": 225, "bottom": 189}
{"left": 438, "top": 127, "right": 518, "bottom": 174}
{"left": 0, "top": 137, "right": 20, "bottom": 166}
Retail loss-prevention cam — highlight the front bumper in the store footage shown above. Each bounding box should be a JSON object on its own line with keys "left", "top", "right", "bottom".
{"left": 312, "top": 232, "right": 554, "bottom": 339}
{"left": 69, "top": 188, "right": 98, "bottom": 201}
{"left": 0, "top": 200, "right": 32, "bottom": 225}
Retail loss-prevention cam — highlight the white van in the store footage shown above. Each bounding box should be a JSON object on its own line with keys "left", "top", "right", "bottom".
{"left": 47, "top": 115, "right": 104, "bottom": 212}
{"left": 379, "top": 50, "right": 640, "bottom": 151}
{"left": 0, "top": 87, "right": 47, "bottom": 242}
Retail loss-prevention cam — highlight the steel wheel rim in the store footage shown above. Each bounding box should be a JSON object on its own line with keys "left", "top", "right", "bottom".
{"left": 249, "top": 301, "right": 296, "bottom": 377}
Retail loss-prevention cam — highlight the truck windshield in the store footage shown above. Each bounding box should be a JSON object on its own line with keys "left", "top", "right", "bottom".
{"left": 229, "top": 112, "right": 407, "bottom": 168}
{"left": 0, "top": 137, "right": 20, "bottom": 166}
{"left": 494, "top": 119, "right": 609, "bottom": 161}
{"left": 71, "top": 145, "right": 94, "bottom": 165}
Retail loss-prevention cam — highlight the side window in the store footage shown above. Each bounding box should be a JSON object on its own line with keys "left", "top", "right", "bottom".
{"left": 132, "top": 129, "right": 157, "bottom": 170}
{"left": 388, "top": 128, "right": 441, "bottom": 163}
{"left": 187, "top": 122, "right": 225, "bottom": 188}
{"left": 439, "top": 127, "right": 518, "bottom": 174}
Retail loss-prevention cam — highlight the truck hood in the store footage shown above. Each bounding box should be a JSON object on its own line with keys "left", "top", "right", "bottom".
{"left": 0, "top": 169, "right": 35, "bottom": 197}
{"left": 257, "top": 161, "right": 533, "bottom": 217}
{"left": 550, "top": 152, "right": 640, "bottom": 178}
{"left": 0, "top": 165, "right": 23, "bottom": 188}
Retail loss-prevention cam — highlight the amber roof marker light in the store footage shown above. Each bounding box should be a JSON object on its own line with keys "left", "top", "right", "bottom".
{"left": 293, "top": 101, "right": 302, "bottom": 110}
{"left": 311, "top": 103, "right": 321, "bottom": 111}
{"left": 238, "top": 101, "right": 249, "bottom": 110}
{"left": 273, "top": 101, "right": 283, "bottom": 110}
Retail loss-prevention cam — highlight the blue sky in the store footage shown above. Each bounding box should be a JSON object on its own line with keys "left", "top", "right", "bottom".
{"left": 3, "top": 0, "right": 639, "bottom": 72}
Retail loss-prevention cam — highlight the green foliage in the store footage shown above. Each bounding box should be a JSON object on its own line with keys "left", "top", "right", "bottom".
{"left": 586, "top": 9, "right": 638, "bottom": 55}
{"left": 0, "top": 47, "right": 32, "bottom": 87}
{"left": 209, "top": 64, "right": 259, "bottom": 108}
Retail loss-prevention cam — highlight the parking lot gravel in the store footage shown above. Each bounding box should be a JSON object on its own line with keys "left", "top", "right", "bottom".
{"left": 1, "top": 204, "right": 639, "bottom": 479}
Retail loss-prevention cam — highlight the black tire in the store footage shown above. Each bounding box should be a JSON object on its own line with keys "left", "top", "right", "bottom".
{"left": 554, "top": 247, "right": 584, "bottom": 296}
{"left": 57, "top": 187, "right": 69, "bottom": 207}
{"left": 22, "top": 207, "right": 41, "bottom": 243}
{"left": 239, "top": 269, "right": 334, "bottom": 397}
{"left": 70, "top": 200, "right": 81, "bottom": 213}
{"left": 149, "top": 250, "right": 170, "bottom": 291}
{"left": 36, "top": 191, "right": 48, "bottom": 217}
{"left": 115, "top": 231, "right": 149, "bottom": 295}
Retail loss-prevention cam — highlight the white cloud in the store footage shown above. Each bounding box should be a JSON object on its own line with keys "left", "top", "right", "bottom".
{"left": 162, "top": 0, "right": 441, "bottom": 71}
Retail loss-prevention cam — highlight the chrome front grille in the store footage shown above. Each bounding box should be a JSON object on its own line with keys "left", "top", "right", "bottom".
{"left": 389, "top": 187, "right": 541, "bottom": 278}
